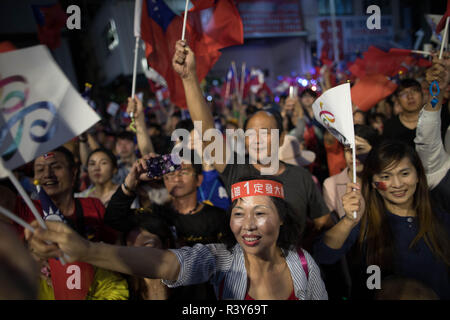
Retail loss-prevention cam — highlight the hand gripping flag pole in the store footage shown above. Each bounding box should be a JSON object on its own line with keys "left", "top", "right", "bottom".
{"left": 430, "top": 2, "right": 450, "bottom": 108}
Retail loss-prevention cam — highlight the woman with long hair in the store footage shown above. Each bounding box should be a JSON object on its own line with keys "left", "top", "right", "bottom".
{"left": 76, "top": 148, "right": 119, "bottom": 206}
{"left": 314, "top": 140, "right": 450, "bottom": 299}
{"left": 25, "top": 173, "right": 328, "bottom": 300}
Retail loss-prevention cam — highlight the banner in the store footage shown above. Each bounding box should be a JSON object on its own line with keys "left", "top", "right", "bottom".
{"left": 312, "top": 83, "right": 355, "bottom": 146}
{"left": 0, "top": 45, "right": 101, "bottom": 177}
{"left": 236, "top": 0, "right": 305, "bottom": 38}
{"left": 317, "top": 15, "right": 394, "bottom": 61}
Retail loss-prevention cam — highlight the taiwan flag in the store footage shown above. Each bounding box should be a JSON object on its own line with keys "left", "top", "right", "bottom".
{"left": 136, "top": 0, "right": 243, "bottom": 109}
{"left": 31, "top": 3, "right": 67, "bottom": 50}
{"left": 36, "top": 181, "right": 95, "bottom": 300}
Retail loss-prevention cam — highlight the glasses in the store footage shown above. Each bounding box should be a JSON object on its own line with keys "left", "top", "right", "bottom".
{"left": 164, "top": 169, "right": 195, "bottom": 180}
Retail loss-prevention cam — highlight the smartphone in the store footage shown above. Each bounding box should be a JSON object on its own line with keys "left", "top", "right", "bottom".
{"left": 146, "top": 154, "right": 181, "bottom": 179}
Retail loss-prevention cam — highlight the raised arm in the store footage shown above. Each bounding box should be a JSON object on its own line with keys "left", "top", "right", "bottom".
{"left": 78, "top": 132, "right": 99, "bottom": 167}
{"left": 26, "top": 220, "right": 180, "bottom": 281}
{"left": 172, "top": 40, "right": 228, "bottom": 173}
{"left": 127, "top": 96, "right": 154, "bottom": 155}
{"left": 322, "top": 183, "right": 362, "bottom": 249}
{"left": 415, "top": 53, "right": 450, "bottom": 188}
{"left": 313, "top": 183, "right": 363, "bottom": 265}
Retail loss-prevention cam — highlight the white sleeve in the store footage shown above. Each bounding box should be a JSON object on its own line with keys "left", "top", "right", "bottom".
{"left": 304, "top": 249, "right": 329, "bottom": 300}
{"left": 414, "top": 108, "right": 450, "bottom": 189}
{"left": 162, "top": 243, "right": 229, "bottom": 288}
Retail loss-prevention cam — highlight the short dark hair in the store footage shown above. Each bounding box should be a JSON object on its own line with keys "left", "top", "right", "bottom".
{"left": 128, "top": 213, "right": 176, "bottom": 249}
{"left": 52, "top": 146, "right": 76, "bottom": 170}
{"left": 300, "top": 88, "right": 318, "bottom": 99}
{"left": 87, "top": 148, "right": 118, "bottom": 169}
{"left": 243, "top": 109, "right": 284, "bottom": 133}
{"left": 354, "top": 124, "right": 379, "bottom": 148}
{"left": 221, "top": 176, "right": 303, "bottom": 251}
{"left": 116, "top": 131, "right": 135, "bottom": 143}
{"left": 175, "top": 119, "right": 194, "bottom": 132}
{"left": 395, "top": 78, "right": 422, "bottom": 96}
{"left": 368, "top": 112, "right": 386, "bottom": 125}
{"left": 179, "top": 149, "right": 203, "bottom": 176}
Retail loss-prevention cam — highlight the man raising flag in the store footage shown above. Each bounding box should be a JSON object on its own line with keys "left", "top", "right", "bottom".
{"left": 133, "top": 0, "right": 243, "bottom": 109}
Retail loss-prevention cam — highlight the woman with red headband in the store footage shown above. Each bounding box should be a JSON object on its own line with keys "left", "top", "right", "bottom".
{"left": 25, "top": 170, "right": 327, "bottom": 300}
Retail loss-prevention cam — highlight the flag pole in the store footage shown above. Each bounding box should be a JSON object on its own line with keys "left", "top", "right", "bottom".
{"left": 130, "top": 0, "right": 143, "bottom": 133}
{"left": 225, "top": 76, "right": 230, "bottom": 100}
{"left": 428, "top": 16, "right": 449, "bottom": 109}
{"left": 0, "top": 205, "right": 35, "bottom": 233}
{"left": 439, "top": 17, "right": 449, "bottom": 59}
{"left": 0, "top": 159, "right": 46, "bottom": 230}
{"left": 351, "top": 143, "right": 357, "bottom": 219}
{"left": 231, "top": 61, "right": 240, "bottom": 102}
{"left": 129, "top": 36, "right": 140, "bottom": 133}
{"left": 131, "top": 37, "right": 140, "bottom": 99}
{"left": 240, "top": 62, "right": 246, "bottom": 104}
{"left": 329, "top": 0, "right": 340, "bottom": 65}
{"left": 181, "top": 0, "right": 189, "bottom": 41}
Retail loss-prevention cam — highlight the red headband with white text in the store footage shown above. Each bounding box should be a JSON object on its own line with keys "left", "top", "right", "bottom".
{"left": 231, "top": 180, "right": 285, "bottom": 202}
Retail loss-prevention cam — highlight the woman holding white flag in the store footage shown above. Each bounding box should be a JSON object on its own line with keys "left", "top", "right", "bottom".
{"left": 314, "top": 140, "right": 450, "bottom": 299}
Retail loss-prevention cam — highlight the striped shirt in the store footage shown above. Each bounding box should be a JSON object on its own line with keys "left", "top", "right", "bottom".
{"left": 163, "top": 243, "right": 328, "bottom": 300}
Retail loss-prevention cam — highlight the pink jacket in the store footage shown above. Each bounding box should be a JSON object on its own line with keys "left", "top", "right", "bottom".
{"left": 322, "top": 168, "right": 365, "bottom": 219}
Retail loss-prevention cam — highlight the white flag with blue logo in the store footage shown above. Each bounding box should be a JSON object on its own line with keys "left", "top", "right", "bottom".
{"left": 0, "top": 45, "right": 101, "bottom": 177}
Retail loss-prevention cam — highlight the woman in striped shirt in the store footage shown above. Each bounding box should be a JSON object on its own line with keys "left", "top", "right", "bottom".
{"left": 27, "top": 173, "right": 328, "bottom": 300}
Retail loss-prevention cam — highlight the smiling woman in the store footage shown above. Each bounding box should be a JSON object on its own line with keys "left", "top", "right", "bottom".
{"left": 26, "top": 175, "right": 328, "bottom": 300}
{"left": 314, "top": 140, "right": 450, "bottom": 299}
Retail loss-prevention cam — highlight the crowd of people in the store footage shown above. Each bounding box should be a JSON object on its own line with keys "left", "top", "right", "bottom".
{"left": 0, "top": 39, "right": 449, "bottom": 301}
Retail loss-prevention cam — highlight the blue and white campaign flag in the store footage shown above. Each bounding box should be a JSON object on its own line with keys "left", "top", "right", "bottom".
{"left": 0, "top": 45, "right": 101, "bottom": 177}
{"left": 312, "top": 83, "right": 355, "bottom": 146}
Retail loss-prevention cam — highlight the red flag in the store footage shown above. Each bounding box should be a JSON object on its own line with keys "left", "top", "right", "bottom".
{"left": 0, "top": 41, "right": 16, "bottom": 53}
{"left": 48, "top": 259, "right": 95, "bottom": 300}
{"left": 140, "top": 0, "right": 243, "bottom": 109}
{"left": 349, "top": 46, "right": 416, "bottom": 78}
{"left": 189, "top": 0, "right": 244, "bottom": 53}
{"left": 31, "top": 3, "right": 67, "bottom": 50}
{"left": 351, "top": 74, "right": 398, "bottom": 111}
{"left": 436, "top": 0, "right": 450, "bottom": 33}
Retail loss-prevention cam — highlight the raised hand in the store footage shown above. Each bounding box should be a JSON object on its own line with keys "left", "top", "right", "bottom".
{"left": 172, "top": 40, "right": 197, "bottom": 80}
{"left": 25, "top": 220, "right": 90, "bottom": 263}
{"left": 426, "top": 52, "right": 450, "bottom": 88}
{"left": 123, "top": 153, "right": 162, "bottom": 195}
{"left": 342, "top": 182, "right": 364, "bottom": 225}
{"left": 127, "top": 96, "right": 145, "bottom": 120}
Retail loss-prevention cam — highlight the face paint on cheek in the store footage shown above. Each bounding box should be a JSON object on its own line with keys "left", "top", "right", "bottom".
{"left": 374, "top": 181, "right": 387, "bottom": 191}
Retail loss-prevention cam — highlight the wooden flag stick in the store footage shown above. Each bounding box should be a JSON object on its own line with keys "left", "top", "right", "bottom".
{"left": 181, "top": 0, "right": 189, "bottom": 41}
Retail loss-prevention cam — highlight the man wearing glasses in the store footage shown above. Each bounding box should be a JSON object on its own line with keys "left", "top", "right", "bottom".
{"left": 382, "top": 78, "right": 450, "bottom": 148}
{"left": 103, "top": 151, "right": 227, "bottom": 300}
